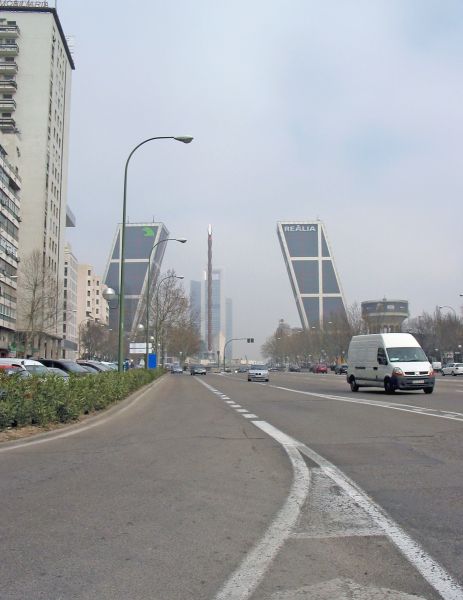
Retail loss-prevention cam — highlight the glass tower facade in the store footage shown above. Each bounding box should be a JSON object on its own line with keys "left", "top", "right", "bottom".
{"left": 103, "top": 222, "right": 169, "bottom": 337}
{"left": 277, "top": 221, "right": 347, "bottom": 329}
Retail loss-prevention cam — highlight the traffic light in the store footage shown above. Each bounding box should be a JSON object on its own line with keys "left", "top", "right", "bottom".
{"left": 247, "top": 338, "right": 254, "bottom": 343}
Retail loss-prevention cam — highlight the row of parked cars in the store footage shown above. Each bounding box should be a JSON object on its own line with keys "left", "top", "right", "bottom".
{"left": 0, "top": 357, "right": 118, "bottom": 379}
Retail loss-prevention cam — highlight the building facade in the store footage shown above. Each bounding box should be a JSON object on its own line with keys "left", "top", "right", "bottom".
{"left": 103, "top": 222, "right": 169, "bottom": 339}
{"left": 189, "top": 280, "right": 201, "bottom": 334}
{"left": 277, "top": 220, "right": 347, "bottom": 330}
{"left": 0, "top": 6, "right": 75, "bottom": 357}
{"left": 62, "top": 242, "right": 77, "bottom": 358}
{"left": 361, "top": 299, "right": 409, "bottom": 333}
{"left": 0, "top": 142, "right": 19, "bottom": 356}
{"left": 76, "top": 264, "right": 108, "bottom": 357}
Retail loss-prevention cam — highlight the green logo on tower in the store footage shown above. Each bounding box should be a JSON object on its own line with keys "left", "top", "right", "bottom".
{"left": 143, "top": 227, "right": 155, "bottom": 237}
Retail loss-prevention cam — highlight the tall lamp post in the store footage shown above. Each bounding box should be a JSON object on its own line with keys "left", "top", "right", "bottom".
{"left": 145, "top": 271, "right": 184, "bottom": 369}
{"left": 438, "top": 305, "right": 457, "bottom": 318}
{"left": 117, "top": 135, "right": 193, "bottom": 372}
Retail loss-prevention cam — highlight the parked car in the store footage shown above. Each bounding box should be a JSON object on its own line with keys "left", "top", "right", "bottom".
{"left": 288, "top": 365, "right": 301, "bottom": 372}
{"left": 0, "top": 358, "right": 50, "bottom": 376}
{"left": 77, "top": 360, "right": 111, "bottom": 372}
{"left": 237, "top": 366, "right": 249, "bottom": 373}
{"left": 313, "top": 363, "right": 328, "bottom": 374}
{"left": 38, "top": 359, "right": 90, "bottom": 376}
{"left": 190, "top": 365, "right": 207, "bottom": 375}
{"left": 441, "top": 363, "right": 463, "bottom": 376}
{"left": 46, "top": 367, "right": 70, "bottom": 380}
{"left": 335, "top": 363, "right": 348, "bottom": 375}
{"left": 248, "top": 364, "right": 269, "bottom": 382}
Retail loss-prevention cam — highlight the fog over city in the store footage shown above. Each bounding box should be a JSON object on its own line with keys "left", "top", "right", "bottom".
{"left": 60, "top": 0, "right": 462, "bottom": 359}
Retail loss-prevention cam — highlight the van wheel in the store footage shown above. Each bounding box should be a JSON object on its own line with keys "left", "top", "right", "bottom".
{"left": 441, "top": 372, "right": 445, "bottom": 376}
{"left": 350, "top": 378, "right": 359, "bottom": 392}
{"left": 384, "top": 379, "right": 395, "bottom": 394}
{"left": 424, "top": 387, "right": 434, "bottom": 394}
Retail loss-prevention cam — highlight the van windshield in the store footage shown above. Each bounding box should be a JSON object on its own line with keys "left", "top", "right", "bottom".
{"left": 386, "top": 347, "right": 428, "bottom": 363}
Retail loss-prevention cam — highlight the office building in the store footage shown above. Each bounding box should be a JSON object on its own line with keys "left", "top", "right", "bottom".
{"left": 103, "top": 222, "right": 169, "bottom": 338}
{"left": 189, "top": 280, "right": 202, "bottom": 334}
{"left": 0, "top": 5, "right": 75, "bottom": 357}
{"left": 277, "top": 220, "right": 347, "bottom": 329}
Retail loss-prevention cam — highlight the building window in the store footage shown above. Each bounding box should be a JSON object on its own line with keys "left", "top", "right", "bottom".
{"left": 88, "top": 269, "right": 91, "bottom": 276}
{"left": 87, "top": 290, "right": 90, "bottom": 297}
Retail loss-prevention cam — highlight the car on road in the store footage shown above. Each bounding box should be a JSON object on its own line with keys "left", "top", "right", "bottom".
{"left": 190, "top": 365, "right": 207, "bottom": 375}
{"left": 248, "top": 364, "right": 269, "bottom": 382}
{"left": 441, "top": 363, "right": 463, "bottom": 376}
{"left": 313, "top": 363, "right": 328, "bottom": 374}
{"left": 171, "top": 365, "right": 183, "bottom": 374}
{"left": 335, "top": 363, "right": 348, "bottom": 375}
{"left": 288, "top": 364, "right": 301, "bottom": 372}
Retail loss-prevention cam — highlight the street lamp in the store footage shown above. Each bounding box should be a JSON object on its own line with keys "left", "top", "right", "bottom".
{"left": 117, "top": 135, "right": 193, "bottom": 372}
{"left": 144, "top": 238, "right": 187, "bottom": 368}
{"left": 438, "top": 305, "right": 457, "bottom": 318}
{"left": 222, "top": 337, "right": 254, "bottom": 372}
{"left": 150, "top": 273, "right": 184, "bottom": 369}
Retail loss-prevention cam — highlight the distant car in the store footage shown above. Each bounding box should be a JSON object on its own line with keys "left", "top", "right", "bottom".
{"left": 248, "top": 364, "right": 269, "bottom": 382}
{"left": 171, "top": 365, "right": 183, "bottom": 374}
{"left": 441, "top": 363, "right": 463, "bottom": 376}
{"left": 432, "top": 361, "right": 442, "bottom": 373}
{"left": 288, "top": 365, "right": 301, "bottom": 372}
{"left": 237, "top": 366, "right": 249, "bottom": 373}
{"left": 335, "top": 363, "right": 348, "bottom": 375}
{"left": 190, "top": 365, "right": 207, "bottom": 375}
{"left": 313, "top": 363, "right": 328, "bottom": 374}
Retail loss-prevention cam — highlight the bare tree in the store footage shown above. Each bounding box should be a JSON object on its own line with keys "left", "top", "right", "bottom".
{"left": 16, "top": 250, "right": 63, "bottom": 357}
{"left": 79, "top": 320, "right": 110, "bottom": 359}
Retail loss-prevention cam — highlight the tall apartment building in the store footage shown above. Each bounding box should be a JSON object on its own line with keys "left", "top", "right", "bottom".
{"left": 0, "top": 5, "right": 75, "bottom": 357}
{"left": 0, "top": 142, "right": 19, "bottom": 356}
{"left": 76, "top": 264, "right": 108, "bottom": 357}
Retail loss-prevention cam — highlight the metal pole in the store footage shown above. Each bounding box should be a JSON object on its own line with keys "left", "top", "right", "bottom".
{"left": 223, "top": 337, "right": 247, "bottom": 372}
{"left": 117, "top": 136, "right": 192, "bottom": 373}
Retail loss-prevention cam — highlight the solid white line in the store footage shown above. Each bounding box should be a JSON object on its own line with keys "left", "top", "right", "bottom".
{"left": 270, "top": 385, "right": 463, "bottom": 423}
{"left": 214, "top": 433, "right": 310, "bottom": 600}
{"left": 295, "top": 442, "right": 463, "bottom": 600}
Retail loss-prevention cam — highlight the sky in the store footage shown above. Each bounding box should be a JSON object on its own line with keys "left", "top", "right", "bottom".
{"left": 58, "top": 0, "right": 463, "bottom": 359}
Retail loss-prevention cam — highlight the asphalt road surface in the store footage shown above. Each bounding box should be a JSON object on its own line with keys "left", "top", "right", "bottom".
{"left": 0, "top": 371, "right": 462, "bottom": 600}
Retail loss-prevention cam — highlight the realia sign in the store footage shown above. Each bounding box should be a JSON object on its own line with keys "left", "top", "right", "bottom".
{"left": 283, "top": 225, "right": 317, "bottom": 232}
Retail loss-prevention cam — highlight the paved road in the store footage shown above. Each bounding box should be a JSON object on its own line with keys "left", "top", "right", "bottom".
{"left": 0, "top": 372, "right": 462, "bottom": 599}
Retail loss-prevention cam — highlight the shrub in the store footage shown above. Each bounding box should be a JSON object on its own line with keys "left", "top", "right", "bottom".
{"left": 0, "top": 369, "right": 161, "bottom": 431}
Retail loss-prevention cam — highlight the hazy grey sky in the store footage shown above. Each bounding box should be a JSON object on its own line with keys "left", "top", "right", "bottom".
{"left": 60, "top": 0, "right": 462, "bottom": 359}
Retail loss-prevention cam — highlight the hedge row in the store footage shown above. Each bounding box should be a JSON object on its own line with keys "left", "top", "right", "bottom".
{"left": 0, "top": 369, "right": 162, "bottom": 431}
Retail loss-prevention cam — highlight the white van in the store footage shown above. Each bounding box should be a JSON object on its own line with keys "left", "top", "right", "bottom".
{"left": 347, "top": 333, "right": 435, "bottom": 394}
{"left": 0, "top": 358, "right": 49, "bottom": 376}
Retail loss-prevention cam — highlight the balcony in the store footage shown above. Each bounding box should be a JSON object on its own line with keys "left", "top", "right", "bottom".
{"left": 0, "top": 117, "right": 16, "bottom": 133}
{"left": 0, "top": 99, "right": 15, "bottom": 111}
{"left": 0, "top": 80, "right": 17, "bottom": 93}
{"left": 0, "top": 25, "right": 20, "bottom": 38}
{"left": 0, "top": 63, "right": 18, "bottom": 75}
{"left": 0, "top": 43, "right": 19, "bottom": 56}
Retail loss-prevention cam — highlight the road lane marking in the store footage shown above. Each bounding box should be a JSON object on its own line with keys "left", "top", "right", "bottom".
{"left": 214, "top": 436, "right": 310, "bottom": 600}
{"left": 243, "top": 414, "right": 258, "bottom": 419}
{"left": 198, "top": 378, "right": 463, "bottom": 600}
{"left": 269, "top": 385, "right": 463, "bottom": 423}
{"left": 236, "top": 409, "right": 248, "bottom": 413}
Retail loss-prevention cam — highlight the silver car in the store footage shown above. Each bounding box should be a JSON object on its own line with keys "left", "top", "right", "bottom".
{"left": 248, "top": 364, "right": 269, "bottom": 382}
{"left": 441, "top": 363, "right": 463, "bottom": 376}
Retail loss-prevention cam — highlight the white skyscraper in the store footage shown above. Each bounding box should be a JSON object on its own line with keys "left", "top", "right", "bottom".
{"left": 0, "top": 5, "right": 75, "bottom": 357}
